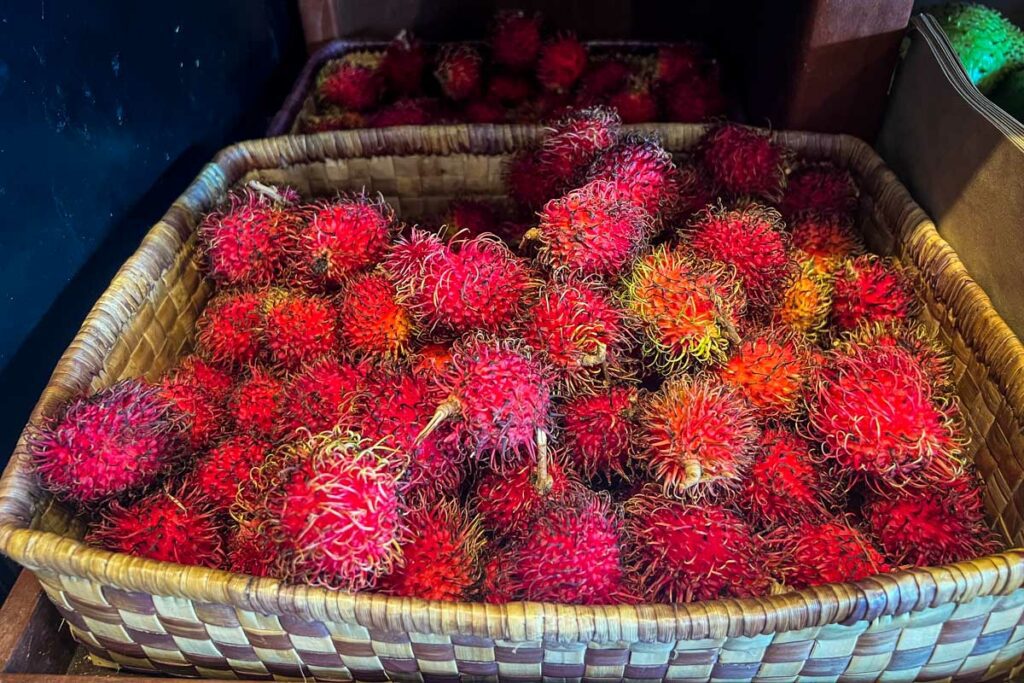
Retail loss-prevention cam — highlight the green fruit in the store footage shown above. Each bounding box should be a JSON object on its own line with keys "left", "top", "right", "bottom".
{"left": 990, "top": 67, "right": 1024, "bottom": 119}
{"left": 933, "top": 3, "right": 1024, "bottom": 93}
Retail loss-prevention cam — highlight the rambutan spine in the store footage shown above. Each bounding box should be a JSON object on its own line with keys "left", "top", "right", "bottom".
{"left": 337, "top": 272, "right": 414, "bottom": 359}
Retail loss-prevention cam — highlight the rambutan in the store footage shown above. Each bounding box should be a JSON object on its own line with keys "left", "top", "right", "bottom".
{"left": 521, "top": 278, "right": 628, "bottom": 391}
{"left": 472, "top": 459, "right": 575, "bottom": 539}
{"left": 864, "top": 472, "right": 999, "bottom": 567}
{"left": 198, "top": 188, "right": 299, "bottom": 287}
{"left": 463, "top": 98, "right": 506, "bottom": 123}
{"left": 319, "top": 61, "right": 382, "bottom": 111}
{"left": 609, "top": 87, "right": 657, "bottom": 124}
{"left": 561, "top": 386, "right": 638, "bottom": 480}
{"left": 226, "top": 520, "right": 279, "bottom": 578}
{"left": 86, "top": 488, "right": 225, "bottom": 568}
{"left": 169, "top": 356, "right": 234, "bottom": 402}
{"left": 158, "top": 368, "right": 225, "bottom": 450}
{"left": 576, "top": 60, "right": 632, "bottom": 103}
{"left": 766, "top": 520, "right": 888, "bottom": 589}
{"left": 507, "top": 495, "right": 626, "bottom": 604}
{"left": 191, "top": 435, "right": 270, "bottom": 512}
{"left": 779, "top": 162, "right": 859, "bottom": 219}
{"left": 717, "top": 329, "right": 811, "bottom": 418}
{"left": 807, "top": 345, "right": 962, "bottom": 480}
{"left": 435, "top": 45, "right": 482, "bottom": 101}
{"left": 229, "top": 366, "right": 286, "bottom": 440}
{"left": 481, "top": 553, "right": 517, "bottom": 603}
{"left": 532, "top": 180, "right": 652, "bottom": 277}
{"left": 262, "top": 290, "right": 337, "bottom": 370}
{"left": 293, "top": 195, "right": 395, "bottom": 289}
{"left": 838, "top": 321, "right": 953, "bottom": 390}
{"left": 381, "top": 227, "right": 445, "bottom": 282}
{"left": 491, "top": 10, "right": 542, "bottom": 71}
{"left": 537, "top": 34, "right": 588, "bottom": 92}
{"left": 586, "top": 133, "right": 681, "bottom": 220}
{"left": 195, "top": 290, "right": 264, "bottom": 368}
{"left": 698, "top": 124, "right": 787, "bottom": 200}
{"left": 504, "top": 149, "right": 560, "bottom": 209}
{"left": 620, "top": 246, "right": 746, "bottom": 370}
{"left": 687, "top": 203, "right": 792, "bottom": 310}
{"left": 655, "top": 45, "right": 703, "bottom": 84}
{"left": 367, "top": 98, "right": 435, "bottom": 127}
{"left": 789, "top": 213, "right": 864, "bottom": 271}
{"left": 623, "top": 492, "right": 769, "bottom": 602}
{"left": 338, "top": 273, "right": 413, "bottom": 359}
{"left": 282, "top": 357, "right": 368, "bottom": 436}
{"left": 442, "top": 199, "right": 497, "bottom": 238}
{"left": 742, "top": 427, "right": 838, "bottom": 528}
{"left": 660, "top": 71, "right": 726, "bottom": 122}
{"left": 772, "top": 256, "right": 833, "bottom": 341}
{"left": 831, "top": 255, "right": 917, "bottom": 331}
{"left": 411, "top": 342, "right": 454, "bottom": 379}
{"left": 539, "top": 106, "right": 622, "bottom": 190}
{"left": 28, "top": 379, "right": 184, "bottom": 506}
{"left": 639, "top": 376, "right": 759, "bottom": 499}
{"left": 488, "top": 74, "right": 532, "bottom": 106}
{"left": 380, "top": 498, "right": 485, "bottom": 601}
{"left": 380, "top": 32, "right": 426, "bottom": 96}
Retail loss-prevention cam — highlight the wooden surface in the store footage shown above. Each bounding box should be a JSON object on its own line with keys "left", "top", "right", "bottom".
{"left": 0, "top": 573, "right": 75, "bottom": 675}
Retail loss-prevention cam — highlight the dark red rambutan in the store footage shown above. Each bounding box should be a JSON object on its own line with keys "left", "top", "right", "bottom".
{"left": 481, "top": 553, "right": 517, "bottom": 603}
{"left": 504, "top": 149, "right": 561, "bottom": 209}
{"left": 198, "top": 188, "right": 299, "bottom": 287}
{"left": 772, "top": 257, "right": 833, "bottom": 341}
{"left": 442, "top": 199, "right": 497, "bottom": 238}
{"left": 507, "top": 495, "right": 627, "bottom": 604}
{"left": 86, "top": 488, "right": 225, "bottom": 568}
{"left": 380, "top": 498, "right": 484, "bottom": 601}
{"left": 639, "top": 376, "right": 759, "bottom": 499}
{"left": 623, "top": 492, "right": 769, "bottom": 602}
{"left": 687, "top": 203, "right": 792, "bottom": 310}
{"left": 766, "top": 520, "right": 889, "bottom": 589}
{"left": 229, "top": 366, "right": 286, "bottom": 440}
{"left": 270, "top": 431, "right": 403, "bottom": 589}
{"left": 864, "top": 472, "right": 999, "bottom": 567}
{"left": 533, "top": 180, "right": 652, "bottom": 277}
{"left": 586, "top": 133, "right": 681, "bottom": 220}
{"left": 28, "top": 379, "right": 184, "bottom": 506}
{"left": 380, "top": 32, "right": 426, "bottom": 96}
{"left": 293, "top": 195, "right": 395, "bottom": 289}
{"left": 831, "top": 255, "right": 917, "bottom": 331}
{"left": 463, "top": 98, "right": 506, "bottom": 123}
{"left": 367, "top": 98, "right": 435, "bottom": 127}
{"left": 620, "top": 246, "right": 746, "bottom": 370}
{"left": 779, "top": 162, "right": 859, "bottom": 220}
{"left": 472, "top": 459, "right": 575, "bottom": 539}
{"left": 656, "top": 45, "right": 703, "bottom": 84}
{"left": 537, "top": 34, "right": 588, "bottom": 93}
{"left": 262, "top": 290, "right": 337, "bottom": 370}
{"left": 790, "top": 213, "right": 864, "bottom": 272}
{"left": 521, "top": 277, "right": 628, "bottom": 389}
{"left": 742, "top": 427, "right": 838, "bottom": 528}
{"left": 660, "top": 71, "right": 726, "bottom": 122}
{"left": 226, "top": 520, "right": 280, "bottom": 578}
{"left": 158, "top": 369, "right": 225, "bottom": 450}
{"left": 698, "top": 124, "right": 787, "bottom": 200}
{"left": 562, "top": 386, "right": 638, "bottom": 480}
{"left": 576, "top": 60, "right": 632, "bottom": 102}
{"left": 435, "top": 45, "right": 482, "bottom": 101}
{"left": 338, "top": 273, "right": 414, "bottom": 359}
{"left": 381, "top": 227, "right": 445, "bottom": 283}
{"left": 808, "top": 345, "right": 961, "bottom": 480}
{"left": 319, "top": 61, "right": 382, "bottom": 111}
{"left": 488, "top": 72, "right": 533, "bottom": 104}
{"left": 191, "top": 435, "right": 270, "bottom": 512}
{"left": 491, "top": 10, "right": 542, "bottom": 71}
{"left": 282, "top": 357, "right": 368, "bottom": 436}
{"left": 539, "top": 106, "right": 621, "bottom": 191}
{"left": 169, "top": 356, "right": 234, "bottom": 402}
{"left": 717, "top": 329, "right": 811, "bottom": 418}
{"left": 195, "top": 290, "right": 264, "bottom": 368}
{"left": 609, "top": 87, "right": 658, "bottom": 124}
{"left": 838, "top": 321, "right": 953, "bottom": 390}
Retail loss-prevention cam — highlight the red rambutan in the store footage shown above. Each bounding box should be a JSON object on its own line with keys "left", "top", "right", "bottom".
{"left": 532, "top": 180, "right": 652, "bottom": 277}
{"left": 411, "top": 342, "right": 454, "bottom": 380}
{"left": 698, "top": 124, "right": 787, "bottom": 200}
{"left": 537, "top": 34, "right": 588, "bottom": 93}
{"left": 789, "top": 213, "right": 864, "bottom": 272}
{"left": 838, "top": 321, "right": 953, "bottom": 390}
{"left": 586, "top": 133, "right": 681, "bottom": 220}
{"left": 158, "top": 369, "right": 226, "bottom": 450}
{"left": 169, "top": 356, "right": 234, "bottom": 402}
{"left": 488, "top": 72, "right": 533, "bottom": 104}
{"left": 772, "top": 257, "right": 833, "bottom": 341}
{"left": 576, "top": 60, "right": 632, "bottom": 103}
{"left": 609, "top": 87, "right": 658, "bottom": 124}
{"left": 491, "top": 10, "right": 542, "bottom": 71}
{"left": 191, "top": 435, "right": 270, "bottom": 512}
{"left": 338, "top": 273, "right": 414, "bottom": 359}
{"left": 562, "top": 386, "right": 638, "bottom": 480}
{"left": 380, "top": 498, "right": 485, "bottom": 601}
{"left": 195, "top": 291, "right": 264, "bottom": 368}
{"left": 226, "top": 520, "right": 280, "bottom": 578}
{"left": 380, "top": 32, "right": 426, "bottom": 96}
{"left": 766, "top": 520, "right": 888, "bottom": 589}
{"left": 442, "top": 199, "right": 497, "bottom": 238}
{"left": 435, "top": 45, "right": 482, "bottom": 101}
{"left": 229, "top": 366, "right": 286, "bottom": 440}
{"left": 717, "top": 329, "right": 811, "bottom": 418}
{"left": 463, "top": 98, "right": 506, "bottom": 124}
{"left": 367, "top": 98, "right": 435, "bottom": 127}
{"left": 504, "top": 149, "right": 560, "bottom": 209}
{"left": 28, "top": 379, "right": 184, "bottom": 506}
{"left": 282, "top": 357, "right": 368, "bottom": 436}
{"left": 293, "top": 195, "right": 395, "bottom": 289}
{"left": 687, "top": 203, "right": 792, "bottom": 310}
{"left": 472, "top": 459, "right": 575, "bottom": 539}
{"left": 639, "top": 376, "right": 760, "bottom": 499}
{"left": 540, "top": 106, "right": 621, "bottom": 186}
{"left": 381, "top": 227, "right": 445, "bottom": 283}
{"left": 481, "top": 553, "right": 517, "bottom": 603}
{"left": 87, "top": 488, "right": 225, "bottom": 568}
{"left": 831, "top": 255, "right": 917, "bottom": 331}
{"left": 319, "top": 61, "right": 382, "bottom": 112}
{"left": 262, "top": 290, "right": 337, "bottom": 370}
{"left": 779, "top": 162, "right": 859, "bottom": 219}
{"left": 660, "top": 71, "right": 726, "bottom": 122}
{"left": 623, "top": 492, "right": 769, "bottom": 602}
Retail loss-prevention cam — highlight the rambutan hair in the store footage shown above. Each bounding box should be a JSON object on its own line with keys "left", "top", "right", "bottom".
{"left": 158, "top": 369, "right": 225, "bottom": 450}
{"left": 789, "top": 213, "right": 864, "bottom": 272}
{"left": 609, "top": 88, "right": 658, "bottom": 124}
{"left": 441, "top": 199, "right": 498, "bottom": 239}
{"left": 837, "top": 321, "right": 954, "bottom": 391}
{"left": 639, "top": 375, "right": 760, "bottom": 500}
{"left": 766, "top": 520, "right": 889, "bottom": 589}
{"left": 338, "top": 272, "right": 414, "bottom": 359}
{"left": 586, "top": 133, "right": 683, "bottom": 221}
{"left": 491, "top": 10, "right": 542, "bottom": 71}
{"left": 28, "top": 379, "right": 184, "bottom": 506}
{"left": 539, "top": 106, "right": 622, "bottom": 191}
{"left": 318, "top": 60, "right": 382, "bottom": 111}
{"left": 686, "top": 203, "right": 792, "bottom": 310}
{"left": 195, "top": 290, "right": 264, "bottom": 368}
{"left": 623, "top": 491, "right": 769, "bottom": 602}
{"left": 410, "top": 342, "right": 454, "bottom": 380}
{"left": 481, "top": 553, "right": 517, "bottom": 603}
{"left": 380, "top": 32, "right": 426, "bottom": 96}
{"left": 86, "top": 487, "right": 225, "bottom": 568}
{"left": 262, "top": 290, "right": 338, "bottom": 371}
{"left": 229, "top": 366, "right": 287, "bottom": 440}
{"left": 282, "top": 357, "right": 369, "bottom": 436}
{"left": 831, "top": 255, "right": 918, "bottom": 331}
{"left": 561, "top": 386, "right": 639, "bottom": 480}
{"left": 717, "top": 328, "right": 811, "bottom": 418}
{"left": 169, "top": 356, "right": 234, "bottom": 402}
{"left": 191, "top": 434, "right": 270, "bottom": 512}
{"left": 771, "top": 257, "right": 833, "bottom": 341}
{"left": 226, "top": 520, "right": 281, "bottom": 578}
{"left": 537, "top": 34, "right": 588, "bottom": 93}
{"left": 779, "top": 162, "right": 859, "bottom": 220}
{"left": 380, "top": 497, "right": 485, "bottom": 601}
{"left": 471, "top": 457, "right": 579, "bottom": 540}
{"left": 620, "top": 245, "right": 746, "bottom": 370}
{"left": 698, "top": 124, "right": 788, "bottom": 200}
{"left": 504, "top": 149, "right": 560, "bottom": 210}
{"left": 435, "top": 45, "right": 483, "bottom": 101}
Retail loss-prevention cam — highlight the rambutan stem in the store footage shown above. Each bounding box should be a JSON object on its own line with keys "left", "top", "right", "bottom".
{"left": 415, "top": 396, "right": 461, "bottom": 445}
{"left": 531, "top": 428, "right": 554, "bottom": 494}
{"left": 579, "top": 342, "right": 607, "bottom": 368}
{"left": 682, "top": 459, "right": 702, "bottom": 489}
{"left": 247, "top": 180, "right": 291, "bottom": 205}
{"left": 519, "top": 227, "right": 540, "bottom": 251}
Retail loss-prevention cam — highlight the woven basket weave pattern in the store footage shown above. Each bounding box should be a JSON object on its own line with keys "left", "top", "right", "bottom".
{"left": 2, "top": 125, "right": 1024, "bottom": 682}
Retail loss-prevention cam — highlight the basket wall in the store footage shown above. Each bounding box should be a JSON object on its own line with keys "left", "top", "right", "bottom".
{"left": 2, "top": 125, "right": 1024, "bottom": 683}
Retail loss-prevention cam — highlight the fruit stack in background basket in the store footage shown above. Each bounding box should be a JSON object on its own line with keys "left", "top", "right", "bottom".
{"left": 301, "top": 9, "right": 724, "bottom": 132}
{"left": 26, "top": 108, "right": 1003, "bottom": 605}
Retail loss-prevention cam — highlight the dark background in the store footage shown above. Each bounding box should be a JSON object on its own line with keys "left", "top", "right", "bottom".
{"left": 0, "top": 0, "right": 306, "bottom": 593}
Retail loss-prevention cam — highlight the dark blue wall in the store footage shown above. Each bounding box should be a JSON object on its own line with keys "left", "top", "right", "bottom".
{"left": 0, "top": 0, "right": 305, "bottom": 593}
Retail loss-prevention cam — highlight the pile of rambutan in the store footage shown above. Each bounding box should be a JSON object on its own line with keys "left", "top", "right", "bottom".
{"left": 301, "top": 11, "right": 725, "bottom": 133}
{"left": 29, "top": 113, "right": 1001, "bottom": 611}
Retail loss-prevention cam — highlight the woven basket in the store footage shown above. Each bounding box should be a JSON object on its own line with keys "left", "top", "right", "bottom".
{"left": 3, "top": 124, "right": 1024, "bottom": 683}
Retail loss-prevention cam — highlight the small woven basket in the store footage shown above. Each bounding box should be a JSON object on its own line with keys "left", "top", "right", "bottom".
{"left": 2, "top": 125, "right": 1024, "bottom": 683}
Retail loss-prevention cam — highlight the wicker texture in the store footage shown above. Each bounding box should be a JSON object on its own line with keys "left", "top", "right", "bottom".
{"left": 2, "top": 124, "right": 1024, "bottom": 682}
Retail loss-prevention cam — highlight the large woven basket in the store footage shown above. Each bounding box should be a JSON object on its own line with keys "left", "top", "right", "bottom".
{"left": 3, "top": 125, "right": 1024, "bottom": 683}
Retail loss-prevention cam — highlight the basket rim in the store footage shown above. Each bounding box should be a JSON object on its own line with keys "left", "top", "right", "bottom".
{"left": 3, "top": 123, "right": 1024, "bottom": 642}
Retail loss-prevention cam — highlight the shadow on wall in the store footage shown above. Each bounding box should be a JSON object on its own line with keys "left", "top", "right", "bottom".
{"left": 0, "top": 0, "right": 306, "bottom": 594}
